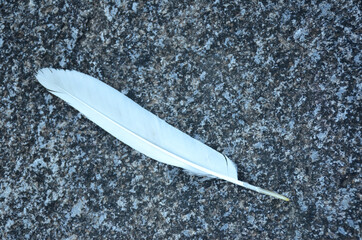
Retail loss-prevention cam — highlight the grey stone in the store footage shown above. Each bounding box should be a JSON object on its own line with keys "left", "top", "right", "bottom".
{"left": 0, "top": 1, "right": 360, "bottom": 239}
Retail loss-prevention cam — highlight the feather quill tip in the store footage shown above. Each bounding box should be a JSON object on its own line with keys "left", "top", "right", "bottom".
{"left": 237, "top": 181, "right": 289, "bottom": 201}
{"left": 258, "top": 188, "right": 290, "bottom": 201}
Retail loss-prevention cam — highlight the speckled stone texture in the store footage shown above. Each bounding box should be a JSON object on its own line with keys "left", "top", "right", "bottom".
{"left": 0, "top": 1, "right": 360, "bottom": 239}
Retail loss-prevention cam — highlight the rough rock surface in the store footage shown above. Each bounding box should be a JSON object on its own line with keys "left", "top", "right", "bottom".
{"left": 0, "top": 1, "right": 360, "bottom": 239}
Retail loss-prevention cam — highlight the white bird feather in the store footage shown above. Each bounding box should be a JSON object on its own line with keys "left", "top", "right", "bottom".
{"left": 36, "top": 68, "right": 289, "bottom": 201}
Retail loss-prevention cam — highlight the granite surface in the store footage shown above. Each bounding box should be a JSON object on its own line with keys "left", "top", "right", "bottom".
{"left": 0, "top": 1, "right": 361, "bottom": 239}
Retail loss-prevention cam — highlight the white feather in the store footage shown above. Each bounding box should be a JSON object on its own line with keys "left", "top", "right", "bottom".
{"left": 36, "top": 68, "right": 289, "bottom": 201}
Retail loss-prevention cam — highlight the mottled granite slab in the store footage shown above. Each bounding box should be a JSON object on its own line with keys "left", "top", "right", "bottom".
{"left": 0, "top": 1, "right": 360, "bottom": 239}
